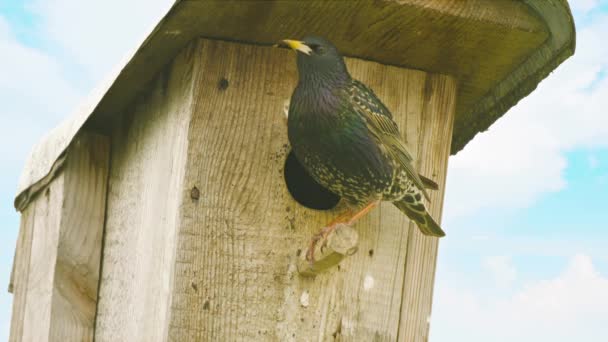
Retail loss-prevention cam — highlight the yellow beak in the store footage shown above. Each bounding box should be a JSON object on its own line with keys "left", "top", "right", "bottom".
{"left": 275, "top": 39, "right": 312, "bottom": 55}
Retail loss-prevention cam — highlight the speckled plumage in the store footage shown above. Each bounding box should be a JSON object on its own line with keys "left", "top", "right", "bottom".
{"left": 286, "top": 36, "right": 445, "bottom": 237}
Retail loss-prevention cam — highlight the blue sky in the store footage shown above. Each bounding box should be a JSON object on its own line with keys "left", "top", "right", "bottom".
{"left": 1, "top": 1, "right": 607, "bottom": 341}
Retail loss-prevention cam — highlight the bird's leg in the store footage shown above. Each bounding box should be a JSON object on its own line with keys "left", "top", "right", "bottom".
{"left": 306, "top": 201, "right": 379, "bottom": 262}
{"left": 345, "top": 201, "right": 379, "bottom": 225}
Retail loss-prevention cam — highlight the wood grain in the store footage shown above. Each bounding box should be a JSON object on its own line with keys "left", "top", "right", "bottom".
{"left": 9, "top": 132, "right": 109, "bottom": 342}
{"left": 9, "top": 196, "right": 36, "bottom": 341}
{"left": 166, "top": 39, "right": 456, "bottom": 341}
{"left": 93, "top": 42, "right": 197, "bottom": 342}
{"left": 397, "top": 74, "right": 456, "bottom": 342}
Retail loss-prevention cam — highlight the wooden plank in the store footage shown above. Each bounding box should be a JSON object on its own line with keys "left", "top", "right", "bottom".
{"left": 9, "top": 199, "right": 36, "bottom": 341}
{"left": 9, "top": 133, "right": 110, "bottom": 342}
{"left": 93, "top": 41, "right": 197, "bottom": 342}
{"left": 168, "top": 39, "right": 456, "bottom": 341}
{"left": 397, "top": 74, "right": 457, "bottom": 341}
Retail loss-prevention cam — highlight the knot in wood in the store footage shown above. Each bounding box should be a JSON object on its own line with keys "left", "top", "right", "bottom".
{"left": 190, "top": 186, "right": 200, "bottom": 200}
{"left": 218, "top": 77, "right": 229, "bottom": 91}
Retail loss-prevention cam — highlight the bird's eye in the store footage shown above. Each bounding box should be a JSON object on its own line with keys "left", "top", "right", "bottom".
{"left": 309, "top": 44, "right": 325, "bottom": 54}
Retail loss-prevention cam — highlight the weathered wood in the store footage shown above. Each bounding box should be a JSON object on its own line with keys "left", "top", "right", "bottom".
{"left": 9, "top": 133, "right": 109, "bottom": 342}
{"left": 93, "top": 42, "right": 197, "bottom": 341}
{"left": 396, "top": 74, "right": 456, "bottom": 341}
{"left": 164, "top": 39, "right": 456, "bottom": 341}
{"left": 9, "top": 197, "right": 36, "bottom": 341}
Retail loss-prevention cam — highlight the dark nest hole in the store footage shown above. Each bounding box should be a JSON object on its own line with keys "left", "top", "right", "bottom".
{"left": 284, "top": 150, "right": 340, "bottom": 210}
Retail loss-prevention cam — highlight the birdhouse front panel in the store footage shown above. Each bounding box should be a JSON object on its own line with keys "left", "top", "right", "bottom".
{"left": 92, "top": 38, "right": 456, "bottom": 341}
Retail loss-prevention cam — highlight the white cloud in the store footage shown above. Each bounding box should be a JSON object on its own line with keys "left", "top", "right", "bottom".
{"left": 588, "top": 154, "right": 599, "bottom": 169}
{"left": 0, "top": 17, "right": 77, "bottom": 119}
{"left": 28, "top": 0, "right": 173, "bottom": 82}
{"left": 432, "top": 254, "right": 608, "bottom": 342}
{"left": 1, "top": 321, "right": 8, "bottom": 342}
{"left": 0, "top": 15, "right": 79, "bottom": 176}
{"left": 0, "top": 0, "right": 174, "bottom": 173}
{"left": 483, "top": 256, "right": 517, "bottom": 288}
{"left": 444, "top": 15, "right": 608, "bottom": 220}
{"left": 570, "top": 0, "right": 601, "bottom": 15}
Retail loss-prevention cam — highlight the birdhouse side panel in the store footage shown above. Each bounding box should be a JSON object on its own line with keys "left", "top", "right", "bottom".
{"left": 9, "top": 133, "right": 110, "bottom": 342}
{"left": 94, "top": 42, "right": 198, "bottom": 341}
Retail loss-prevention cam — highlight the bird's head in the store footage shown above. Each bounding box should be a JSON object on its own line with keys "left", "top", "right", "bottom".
{"left": 276, "top": 36, "right": 349, "bottom": 84}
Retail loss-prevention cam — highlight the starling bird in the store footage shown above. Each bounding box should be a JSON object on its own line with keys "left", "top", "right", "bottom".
{"left": 278, "top": 37, "right": 445, "bottom": 261}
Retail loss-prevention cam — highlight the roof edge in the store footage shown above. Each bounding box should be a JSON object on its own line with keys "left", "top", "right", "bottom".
{"left": 451, "top": 0, "right": 576, "bottom": 154}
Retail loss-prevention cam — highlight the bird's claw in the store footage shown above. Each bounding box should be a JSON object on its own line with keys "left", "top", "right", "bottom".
{"left": 306, "top": 226, "right": 333, "bottom": 263}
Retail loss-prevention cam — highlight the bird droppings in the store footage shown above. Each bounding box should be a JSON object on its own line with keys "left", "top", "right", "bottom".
{"left": 300, "top": 291, "right": 310, "bottom": 307}
{"left": 283, "top": 99, "right": 290, "bottom": 119}
{"left": 203, "top": 300, "right": 210, "bottom": 310}
{"left": 364, "top": 275, "right": 375, "bottom": 291}
{"left": 368, "top": 249, "right": 374, "bottom": 257}
{"left": 218, "top": 77, "right": 229, "bottom": 91}
{"left": 190, "top": 186, "right": 200, "bottom": 201}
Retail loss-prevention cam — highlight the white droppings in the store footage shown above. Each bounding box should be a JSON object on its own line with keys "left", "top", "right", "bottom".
{"left": 283, "top": 99, "right": 290, "bottom": 120}
{"left": 300, "top": 291, "right": 310, "bottom": 307}
{"left": 363, "top": 275, "right": 375, "bottom": 291}
{"left": 426, "top": 315, "right": 432, "bottom": 324}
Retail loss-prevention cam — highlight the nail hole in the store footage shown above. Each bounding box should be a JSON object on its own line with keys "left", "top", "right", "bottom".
{"left": 284, "top": 150, "right": 340, "bottom": 210}
{"left": 218, "top": 77, "right": 229, "bottom": 90}
{"left": 190, "top": 186, "right": 200, "bottom": 200}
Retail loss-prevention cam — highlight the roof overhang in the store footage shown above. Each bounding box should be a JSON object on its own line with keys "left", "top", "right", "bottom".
{"left": 14, "top": 0, "right": 575, "bottom": 211}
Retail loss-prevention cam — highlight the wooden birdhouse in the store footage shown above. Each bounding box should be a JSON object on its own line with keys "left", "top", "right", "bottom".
{"left": 9, "top": 1, "right": 575, "bottom": 341}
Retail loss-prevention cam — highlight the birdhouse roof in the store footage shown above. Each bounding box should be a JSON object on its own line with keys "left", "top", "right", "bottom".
{"left": 14, "top": 0, "right": 575, "bottom": 210}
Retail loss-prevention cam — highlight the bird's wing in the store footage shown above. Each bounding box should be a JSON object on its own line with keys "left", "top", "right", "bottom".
{"left": 348, "top": 80, "right": 431, "bottom": 200}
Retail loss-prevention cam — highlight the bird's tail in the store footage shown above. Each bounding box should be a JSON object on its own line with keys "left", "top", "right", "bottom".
{"left": 393, "top": 200, "right": 445, "bottom": 237}
{"left": 419, "top": 174, "right": 439, "bottom": 190}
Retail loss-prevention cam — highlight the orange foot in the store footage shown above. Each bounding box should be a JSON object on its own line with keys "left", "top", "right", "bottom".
{"left": 306, "top": 201, "right": 379, "bottom": 262}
